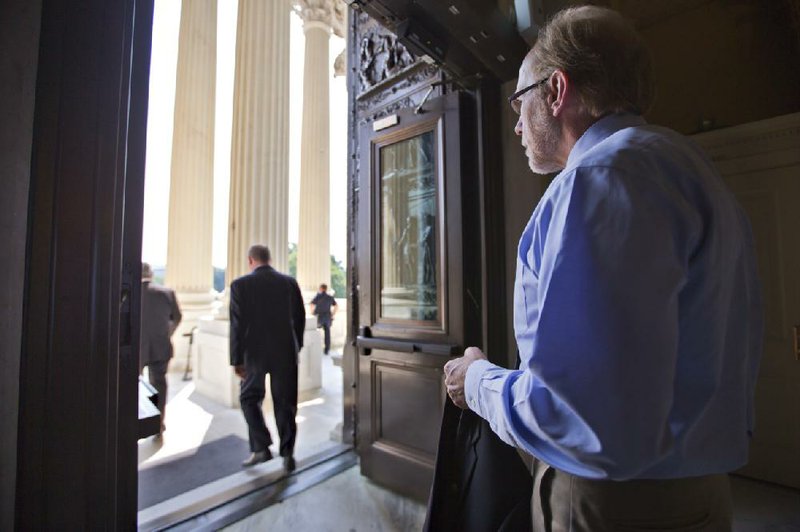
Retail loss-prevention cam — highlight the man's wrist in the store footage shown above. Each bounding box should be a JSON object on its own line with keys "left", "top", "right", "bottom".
{"left": 464, "top": 359, "right": 494, "bottom": 413}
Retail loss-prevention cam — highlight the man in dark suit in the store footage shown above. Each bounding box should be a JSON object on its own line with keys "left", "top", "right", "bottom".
{"left": 309, "top": 283, "right": 337, "bottom": 354}
{"left": 230, "top": 244, "right": 305, "bottom": 472}
{"left": 140, "top": 262, "right": 182, "bottom": 437}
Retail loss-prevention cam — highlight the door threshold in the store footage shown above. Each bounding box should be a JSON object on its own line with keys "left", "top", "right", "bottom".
{"left": 138, "top": 443, "right": 355, "bottom": 531}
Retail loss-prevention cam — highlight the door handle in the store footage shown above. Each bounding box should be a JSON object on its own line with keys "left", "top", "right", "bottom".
{"left": 356, "top": 336, "right": 414, "bottom": 353}
{"left": 357, "top": 326, "right": 373, "bottom": 356}
{"left": 355, "top": 333, "right": 459, "bottom": 356}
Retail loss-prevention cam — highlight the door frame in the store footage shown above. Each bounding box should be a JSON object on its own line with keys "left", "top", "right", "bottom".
{"left": 15, "top": 0, "right": 152, "bottom": 527}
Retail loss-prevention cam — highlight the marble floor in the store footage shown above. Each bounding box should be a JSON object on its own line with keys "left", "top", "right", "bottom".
{"left": 137, "top": 351, "right": 345, "bottom": 527}
{"left": 223, "top": 468, "right": 799, "bottom": 532}
{"left": 222, "top": 466, "right": 427, "bottom": 532}
{"left": 731, "top": 476, "right": 800, "bottom": 531}
{"left": 137, "top": 353, "right": 800, "bottom": 532}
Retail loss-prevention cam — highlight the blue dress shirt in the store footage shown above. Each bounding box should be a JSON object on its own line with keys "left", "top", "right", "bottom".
{"left": 465, "top": 113, "right": 763, "bottom": 480}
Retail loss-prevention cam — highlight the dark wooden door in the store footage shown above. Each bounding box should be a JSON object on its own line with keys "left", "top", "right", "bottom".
{"left": 355, "top": 91, "right": 480, "bottom": 501}
{"left": 15, "top": 0, "right": 152, "bottom": 527}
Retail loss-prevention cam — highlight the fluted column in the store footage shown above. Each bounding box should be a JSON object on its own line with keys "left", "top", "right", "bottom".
{"left": 164, "top": 0, "right": 218, "bottom": 369}
{"left": 227, "top": 0, "right": 291, "bottom": 282}
{"left": 296, "top": 0, "right": 335, "bottom": 293}
{"left": 166, "top": 0, "right": 217, "bottom": 294}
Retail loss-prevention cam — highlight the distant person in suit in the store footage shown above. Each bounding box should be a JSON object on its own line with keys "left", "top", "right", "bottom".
{"left": 140, "top": 262, "right": 182, "bottom": 437}
{"left": 230, "top": 244, "right": 305, "bottom": 472}
{"left": 310, "top": 283, "right": 337, "bottom": 354}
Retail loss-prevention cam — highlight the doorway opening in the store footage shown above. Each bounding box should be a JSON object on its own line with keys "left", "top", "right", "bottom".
{"left": 136, "top": 351, "right": 347, "bottom": 527}
{"left": 135, "top": 1, "right": 351, "bottom": 527}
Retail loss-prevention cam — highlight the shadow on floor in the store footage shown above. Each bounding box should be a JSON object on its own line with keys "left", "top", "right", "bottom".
{"left": 222, "top": 469, "right": 800, "bottom": 532}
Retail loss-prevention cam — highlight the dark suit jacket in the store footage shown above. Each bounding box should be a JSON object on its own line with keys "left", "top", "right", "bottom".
{"left": 229, "top": 265, "right": 305, "bottom": 372}
{"left": 140, "top": 281, "right": 182, "bottom": 366}
{"left": 425, "top": 400, "right": 533, "bottom": 532}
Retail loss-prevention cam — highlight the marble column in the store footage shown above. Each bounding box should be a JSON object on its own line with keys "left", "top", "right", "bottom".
{"left": 165, "top": 0, "right": 218, "bottom": 367}
{"left": 226, "top": 0, "right": 291, "bottom": 282}
{"left": 195, "top": 0, "right": 322, "bottom": 408}
{"left": 296, "top": 0, "right": 334, "bottom": 293}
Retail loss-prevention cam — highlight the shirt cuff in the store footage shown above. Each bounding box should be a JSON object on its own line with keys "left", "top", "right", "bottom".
{"left": 464, "top": 359, "right": 496, "bottom": 415}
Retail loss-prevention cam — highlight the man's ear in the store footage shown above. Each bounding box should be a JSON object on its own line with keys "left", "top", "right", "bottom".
{"left": 548, "top": 69, "right": 570, "bottom": 117}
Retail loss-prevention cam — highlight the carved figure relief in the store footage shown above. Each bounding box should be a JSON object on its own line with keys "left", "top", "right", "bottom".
{"left": 351, "top": 12, "right": 441, "bottom": 122}
{"left": 358, "top": 29, "right": 416, "bottom": 92}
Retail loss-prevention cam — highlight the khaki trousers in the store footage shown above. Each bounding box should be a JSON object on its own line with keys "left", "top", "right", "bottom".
{"left": 526, "top": 457, "right": 732, "bottom": 531}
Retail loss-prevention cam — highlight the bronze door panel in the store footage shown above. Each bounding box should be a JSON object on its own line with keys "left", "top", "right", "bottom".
{"left": 358, "top": 349, "right": 446, "bottom": 501}
{"left": 372, "top": 357, "right": 443, "bottom": 458}
{"left": 355, "top": 91, "right": 477, "bottom": 501}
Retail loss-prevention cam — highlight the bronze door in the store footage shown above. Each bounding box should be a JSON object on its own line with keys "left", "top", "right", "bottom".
{"left": 355, "top": 91, "right": 475, "bottom": 501}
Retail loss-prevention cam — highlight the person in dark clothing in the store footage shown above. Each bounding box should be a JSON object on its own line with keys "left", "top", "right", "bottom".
{"left": 309, "top": 283, "right": 337, "bottom": 354}
{"left": 140, "top": 262, "right": 182, "bottom": 438}
{"left": 229, "top": 245, "right": 305, "bottom": 472}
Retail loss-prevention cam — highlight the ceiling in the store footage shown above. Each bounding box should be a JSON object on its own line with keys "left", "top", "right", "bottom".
{"left": 605, "top": 0, "right": 714, "bottom": 28}
{"left": 349, "top": 0, "right": 720, "bottom": 82}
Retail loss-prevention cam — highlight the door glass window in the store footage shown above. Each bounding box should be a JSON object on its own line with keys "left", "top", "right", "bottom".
{"left": 379, "top": 131, "right": 439, "bottom": 322}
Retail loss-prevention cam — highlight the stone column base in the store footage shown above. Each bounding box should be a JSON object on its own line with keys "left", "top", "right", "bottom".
{"left": 169, "top": 291, "right": 219, "bottom": 374}
{"left": 192, "top": 315, "right": 323, "bottom": 408}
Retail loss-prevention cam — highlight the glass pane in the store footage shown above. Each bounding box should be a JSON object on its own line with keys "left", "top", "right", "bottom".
{"left": 380, "top": 131, "right": 439, "bottom": 322}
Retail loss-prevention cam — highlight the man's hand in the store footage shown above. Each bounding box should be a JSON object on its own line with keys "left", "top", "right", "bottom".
{"left": 234, "top": 365, "right": 247, "bottom": 379}
{"left": 443, "top": 347, "right": 487, "bottom": 409}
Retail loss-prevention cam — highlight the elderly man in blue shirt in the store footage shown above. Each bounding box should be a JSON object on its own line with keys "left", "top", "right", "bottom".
{"left": 444, "top": 5, "right": 763, "bottom": 530}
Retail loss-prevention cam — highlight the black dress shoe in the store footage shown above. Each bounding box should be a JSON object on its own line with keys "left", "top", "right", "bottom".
{"left": 283, "top": 456, "right": 296, "bottom": 473}
{"left": 242, "top": 449, "right": 273, "bottom": 467}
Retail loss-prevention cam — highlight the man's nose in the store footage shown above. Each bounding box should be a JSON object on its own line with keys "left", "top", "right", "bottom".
{"left": 514, "top": 117, "right": 523, "bottom": 136}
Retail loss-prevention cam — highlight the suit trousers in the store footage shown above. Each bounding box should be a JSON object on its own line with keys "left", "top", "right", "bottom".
{"left": 240, "top": 363, "right": 298, "bottom": 457}
{"left": 143, "top": 360, "right": 169, "bottom": 429}
{"left": 529, "top": 458, "right": 733, "bottom": 531}
{"left": 317, "top": 315, "right": 332, "bottom": 353}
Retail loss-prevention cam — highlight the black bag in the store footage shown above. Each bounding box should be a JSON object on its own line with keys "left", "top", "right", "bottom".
{"left": 424, "top": 399, "right": 533, "bottom": 532}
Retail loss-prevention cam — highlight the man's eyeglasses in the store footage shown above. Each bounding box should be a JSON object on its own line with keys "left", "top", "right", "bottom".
{"left": 508, "top": 73, "right": 552, "bottom": 114}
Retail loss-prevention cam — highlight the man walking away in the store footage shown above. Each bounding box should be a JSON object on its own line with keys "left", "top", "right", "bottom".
{"left": 310, "top": 283, "right": 337, "bottom": 354}
{"left": 140, "top": 262, "right": 182, "bottom": 438}
{"left": 230, "top": 244, "right": 305, "bottom": 473}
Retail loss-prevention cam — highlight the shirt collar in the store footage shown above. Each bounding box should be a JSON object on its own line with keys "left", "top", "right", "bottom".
{"left": 566, "top": 113, "right": 647, "bottom": 168}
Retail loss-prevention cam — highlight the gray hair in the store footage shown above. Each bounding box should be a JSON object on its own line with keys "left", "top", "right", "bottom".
{"left": 248, "top": 244, "right": 271, "bottom": 264}
{"left": 529, "top": 5, "right": 655, "bottom": 117}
